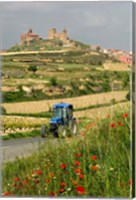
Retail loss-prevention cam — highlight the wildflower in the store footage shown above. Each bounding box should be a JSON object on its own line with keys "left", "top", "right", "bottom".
{"left": 3, "top": 191, "right": 10, "bottom": 196}
{"left": 86, "top": 123, "right": 95, "bottom": 130}
{"left": 76, "top": 186, "right": 85, "bottom": 194}
{"left": 110, "top": 123, "right": 116, "bottom": 128}
{"left": 45, "top": 179, "right": 51, "bottom": 184}
{"left": 92, "top": 165, "right": 98, "bottom": 172}
{"left": 80, "top": 132, "right": 85, "bottom": 136}
{"left": 73, "top": 180, "right": 77, "bottom": 186}
{"left": 110, "top": 167, "right": 114, "bottom": 171}
{"left": 23, "top": 180, "right": 28, "bottom": 185}
{"left": 14, "top": 177, "right": 19, "bottom": 182}
{"left": 76, "top": 153, "right": 82, "bottom": 157}
{"left": 118, "top": 121, "right": 122, "bottom": 126}
{"left": 48, "top": 191, "right": 56, "bottom": 196}
{"left": 67, "top": 188, "right": 72, "bottom": 191}
{"left": 75, "top": 168, "right": 82, "bottom": 174}
{"left": 79, "top": 174, "right": 84, "bottom": 179}
{"left": 129, "top": 179, "right": 132, "bottom": 185}
{"left": 91, "top": 155, "right": 97, "bottom": 160}
{"left": 48, "top": 172, "right": 54, "bottom": 178}
{"left": 122, "top": 113, "right": 128, "bottom": 118}
{"left": 75, "top": 161, "right": 80, "bottom": 166}
{"left": 59, "top": 188, "right": 65, "bottom": 193}
{"left": 60, "top": 163, "right": 66, "bottom": 169}
{"left": 36, "top": 170, "right": 42, "bottom": 175}
{"left": 60, "top": 182, "right": 66, "bottom": 187}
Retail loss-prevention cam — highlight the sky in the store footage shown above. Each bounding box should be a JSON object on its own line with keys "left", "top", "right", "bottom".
{"left": 1, "top": 1, "right": 132, "bottom": 51}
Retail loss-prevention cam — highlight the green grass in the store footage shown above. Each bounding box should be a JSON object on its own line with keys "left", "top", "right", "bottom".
{"left": 2, "top": 108, "right": 132, "bottom": 197}
{"left": 2, "top": 130, "right": 40, "bottom": 140}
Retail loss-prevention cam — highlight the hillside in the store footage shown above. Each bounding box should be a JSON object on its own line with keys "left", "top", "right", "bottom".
{"left": 7, "top": 38, "right": 90, "bottom": 52}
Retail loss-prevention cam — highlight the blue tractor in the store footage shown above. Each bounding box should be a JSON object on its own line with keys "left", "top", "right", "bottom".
{"left": 41, "top": 102, "right": 78, "bottom": 138}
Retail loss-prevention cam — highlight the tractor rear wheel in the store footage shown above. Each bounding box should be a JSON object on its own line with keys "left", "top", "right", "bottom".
{"left": 72, "top": 120, "right": 78, "bottom": 135}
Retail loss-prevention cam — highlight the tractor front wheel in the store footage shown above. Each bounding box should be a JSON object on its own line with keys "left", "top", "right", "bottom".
{"left": 58, "top": 126, "right": 67, "bottom": 138}
{"left": 72, "top": 120, "right": 78, "bottom": 135}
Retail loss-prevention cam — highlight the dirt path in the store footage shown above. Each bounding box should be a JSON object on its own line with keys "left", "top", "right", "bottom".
{"left": 3, "top": 91, "right": 128, "bottom": 114}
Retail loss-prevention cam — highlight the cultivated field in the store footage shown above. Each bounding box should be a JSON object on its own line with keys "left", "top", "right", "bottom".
{"left": 3, "top": 90, "right": 128, "bottom": 114}
{"left": 103, "top": 62, "right": 130, "bottom": 71}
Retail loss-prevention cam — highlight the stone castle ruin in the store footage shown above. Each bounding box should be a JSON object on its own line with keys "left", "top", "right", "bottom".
{"left": 20, "top": 28, "right": 74, "bottom": 47}
{"left": 20, "top": 29, "right": 41, "bottom": 45}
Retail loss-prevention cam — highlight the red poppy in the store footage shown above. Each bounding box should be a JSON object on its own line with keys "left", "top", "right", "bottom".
{"left": 48, "top": 172, "right": 54, "bottom": 178}
{"left": 79, "top": 174, "right": 84, "bottom": 179}
{"left": 122, "top": 113, "right": 128, "bottom": 118}
{"left": 92, "top": 165, "right": 98, "bottom": 172}
{"left": 60, "top": 182, "right": 66, "bottom": 187}
{"left": 91, "top": 155, "right": 97, "bottom": 160}
{"left": 76, "top": 186, "right": 85, "bottom": 194}
{"left": 36, "top": 170, "right": 42, "bottom": 175}
{"left": 76, "top": 153, "right": 82, "bottom": 157}
{"left": 73, "top": 180, "right": 78, "bottom": 186}
{"left": 75, "top": 161, "right": 80, "bottom": 166}
{"left": 3, "top": 191, "right": 10, "bottom": 196}
{"left": 110, "top": 123, "right": 116, "bottom": 128}
{"left": 129, "top": 179, "right": 132, "bottom": 185}
{"left": 86, "top": 123, "right": 95, "bottom": 130}
{"left": 14, "top": 177, "right": 19, "bottom": 182}
{"left": 75, "top": 168, "right": 82, "bottom": 174}
{"left": 118, "top": 121, "right": 122, "bottom": 126}
{"left": 80, "top": 132, "right": 85, "bottom": 136}
{"left": 60, "top": 163, "right": 66, "bottom": 169}
{"left": 45, "top": 179, "right": 51, "bottom": 184}
{"left": 48, "top": 191, "right": 56, "bottom": 196}
{"left": 59, "top": 188, "right": 65, "bottom": 193}
{"left": 23, "top": 180, "right": 28, "bottom": 185}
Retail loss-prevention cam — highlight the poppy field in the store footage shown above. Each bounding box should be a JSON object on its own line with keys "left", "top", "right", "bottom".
{"left": 2, "top": 106, "right": 132, "bottom": 198}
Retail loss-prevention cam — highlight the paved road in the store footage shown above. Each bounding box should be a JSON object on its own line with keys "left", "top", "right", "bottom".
{"left": 1, "top": 136, "right": 51, "bottom": 163}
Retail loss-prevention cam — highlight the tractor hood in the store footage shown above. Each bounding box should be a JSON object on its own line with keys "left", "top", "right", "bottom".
{"left": 50, "top": 117, "right": 62, "bottom": 124}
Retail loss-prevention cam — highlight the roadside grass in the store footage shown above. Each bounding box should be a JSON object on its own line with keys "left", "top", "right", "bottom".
{"left": 2, "top": 130, "right": 40, "bottom": 140}
{"left": 2, "top": 108, "right": 132, "bottom": 198}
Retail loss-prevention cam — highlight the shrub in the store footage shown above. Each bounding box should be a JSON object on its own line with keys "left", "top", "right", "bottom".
{"left": 28, "top": 65, "right": 37, "bottom": 73}
{"left": 50, "top": 77, "right": 58, "bottom": 86}
{"left": 0, "top": 106, "right": 6, "bottom": 115}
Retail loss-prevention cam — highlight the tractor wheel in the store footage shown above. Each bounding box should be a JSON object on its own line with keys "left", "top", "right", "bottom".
{"left": 71, "top": 120, "right": 78, "bottom": 135}
{"left": 58, "top": 126, "right": 67, "bottom": 138}
{"left": 40, "top": 125, "right": 47, "bottom": 138}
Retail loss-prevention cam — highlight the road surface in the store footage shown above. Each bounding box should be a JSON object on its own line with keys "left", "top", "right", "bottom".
{"left": 1, "top": 136, "right": 53, "bottom": 163}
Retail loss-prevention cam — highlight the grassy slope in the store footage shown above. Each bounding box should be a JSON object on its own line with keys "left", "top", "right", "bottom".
{"left": 2, "top": 107, "right": 132, "bottom": 197}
